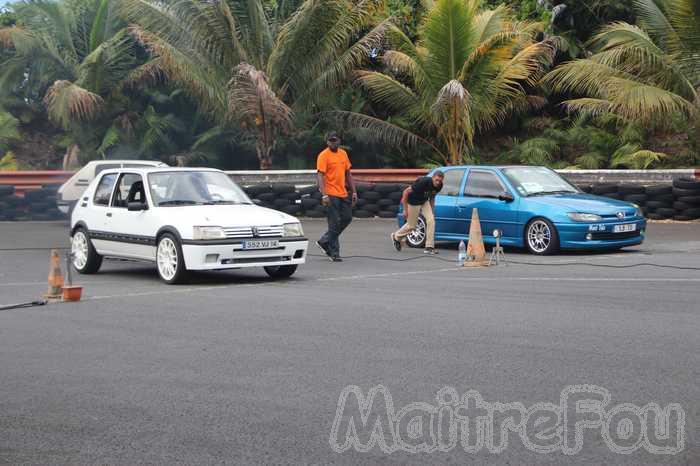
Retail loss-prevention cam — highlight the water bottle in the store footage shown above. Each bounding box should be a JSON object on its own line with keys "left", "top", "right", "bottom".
{"left": 457, "top": 240, "right": 466, "bottom": 266}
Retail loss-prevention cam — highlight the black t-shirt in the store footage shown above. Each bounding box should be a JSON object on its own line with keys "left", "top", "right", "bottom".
{"left": 407, "top": 176, "right": 442, "bottom": 205}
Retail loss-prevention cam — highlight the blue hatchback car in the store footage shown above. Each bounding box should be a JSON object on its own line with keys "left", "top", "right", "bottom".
{"left": 397, "top": 166, "right": 646, "bottom": 254}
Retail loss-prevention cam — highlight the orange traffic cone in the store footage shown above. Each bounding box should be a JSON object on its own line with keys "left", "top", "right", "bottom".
{"left": 464, "top": 208, "right": 488, "bottom": 267}
{"left": 45, "top": 249, "right": 65, "bottom": 299}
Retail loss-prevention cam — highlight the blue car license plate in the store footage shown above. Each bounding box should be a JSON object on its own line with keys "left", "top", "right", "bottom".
{"left": 614, "top": 223, "right": 636, "bottom": 233}
{"left": 242, "top": 239, "right": 280, "bottom": 250}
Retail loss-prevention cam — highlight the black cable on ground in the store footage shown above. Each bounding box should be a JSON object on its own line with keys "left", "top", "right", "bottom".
{"left": 0, "top": 300, "right": 48, "bottom": 311}
{"left": 309, "top": 253, "right": 700, "bottom": 271}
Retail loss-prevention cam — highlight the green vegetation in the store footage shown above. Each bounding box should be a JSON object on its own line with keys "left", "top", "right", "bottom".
{"left": 0, "top": 0, "right": 697, "bottom": 169}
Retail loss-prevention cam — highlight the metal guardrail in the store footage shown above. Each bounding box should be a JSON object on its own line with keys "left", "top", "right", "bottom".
{"left": 0, "top": 168, "right": 698, "bottom": 195}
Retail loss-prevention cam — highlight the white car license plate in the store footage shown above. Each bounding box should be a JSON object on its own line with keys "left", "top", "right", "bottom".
{"left": 241, "top": 239, "right": 280, "bottom": 250}
{"left": 614, "top": 223, "right": 636, "bottom": 233}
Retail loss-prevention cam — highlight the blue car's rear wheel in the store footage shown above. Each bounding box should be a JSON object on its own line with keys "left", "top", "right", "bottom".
{"left": 525, "top": 218, "right": 560, "bottom": 255}
{"left": 406, "top": 215, "right": 426, "bottom": 248}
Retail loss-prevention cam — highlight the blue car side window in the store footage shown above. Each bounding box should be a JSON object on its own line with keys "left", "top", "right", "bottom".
{"left": 439, "top": 169, "right": 466, "bottom": 196}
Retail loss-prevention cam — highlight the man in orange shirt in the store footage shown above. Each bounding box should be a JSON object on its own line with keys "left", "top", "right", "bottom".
{"left": 316, "top": 132, "right": 357, "bottom": 262}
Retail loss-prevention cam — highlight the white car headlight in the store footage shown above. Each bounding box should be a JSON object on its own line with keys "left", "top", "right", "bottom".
{"left": 193, "top": 226, "right": 225, "bottom": 240}
{"left": 283, "top": 222, "right": 304, "bottom": 237}
{"left": 568, "top": 213, "right": 603, "bottom": 222}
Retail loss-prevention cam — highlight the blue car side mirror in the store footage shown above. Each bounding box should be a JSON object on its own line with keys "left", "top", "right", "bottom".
{"left": 498, "top": 192, "right": 514, "bottom": 202}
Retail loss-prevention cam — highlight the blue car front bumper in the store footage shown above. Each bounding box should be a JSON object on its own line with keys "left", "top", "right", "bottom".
{"left": 555, "top": 219, "right": 646, "bottom": 249}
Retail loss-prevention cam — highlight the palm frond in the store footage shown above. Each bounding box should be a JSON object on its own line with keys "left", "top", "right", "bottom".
{"left": 43, "top": 80, "right": 104, "bottom": 128}
{"left": 420, "top": 0, "right": 478, "bottom": 89}
{"left": 322, "top": 110, "right": 443, "bottom": 157}
{"left": 354, "top": 70, "right": 421, "bottom": 115}
{"left": 228, "top": 62, "right": 292, "bottom": 131}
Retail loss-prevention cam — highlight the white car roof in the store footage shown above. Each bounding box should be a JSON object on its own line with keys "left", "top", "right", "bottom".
{"left": 87, "top": 160, "right": 166, "bottom": 166}
{"left": 99, "top": 167, "right": 223, "bottom": 175}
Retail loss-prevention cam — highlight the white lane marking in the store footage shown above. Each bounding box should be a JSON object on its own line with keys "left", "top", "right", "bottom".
{"left": 68, "top": 270, "right": 700, "bottom": 303}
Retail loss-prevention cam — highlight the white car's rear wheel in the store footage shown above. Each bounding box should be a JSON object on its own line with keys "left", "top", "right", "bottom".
{"left": 156, "top": 234, "right": 188, "bottom": 284}
{"left": 71, "top": 228, "right": 102, "bottom": 274}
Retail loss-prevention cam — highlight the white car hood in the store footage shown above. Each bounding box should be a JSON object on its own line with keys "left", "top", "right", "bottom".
{"left": 166, "top": 204, "right": 298, "bottom": 227}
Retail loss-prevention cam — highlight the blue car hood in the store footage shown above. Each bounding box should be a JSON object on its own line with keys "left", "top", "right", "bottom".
{"left": 525, "top": 193, "right": 636, "bottom": 215}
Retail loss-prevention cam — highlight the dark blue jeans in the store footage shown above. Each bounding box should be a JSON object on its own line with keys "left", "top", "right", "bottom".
{"left": 319, "top": 195, "right": 353, "bottom": 257}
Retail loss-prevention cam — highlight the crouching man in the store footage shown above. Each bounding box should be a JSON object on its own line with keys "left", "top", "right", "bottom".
{"left": 391, "top": 171, "right": 444, "bottom": 254}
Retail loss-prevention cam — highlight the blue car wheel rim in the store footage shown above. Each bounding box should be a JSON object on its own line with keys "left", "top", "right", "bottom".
{"left": 407, "top": 217, "right": 426, "bottom": 247}
{"left": 528, "top": 220, "right": 551, "bottom": 253}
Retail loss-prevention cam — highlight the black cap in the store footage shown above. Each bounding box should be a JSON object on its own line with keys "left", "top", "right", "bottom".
{"left": 326, "top": 131, "right": 340, "bottom": 142}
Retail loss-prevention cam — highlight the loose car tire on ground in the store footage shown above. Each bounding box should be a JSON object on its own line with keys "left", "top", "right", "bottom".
{"left": 525, "top": 218, "right": 560, "bottom": 255}
{"left": 71, "top": 228, "right": 103, "bottom": 274}
{"left": 673, "top": 177, "right": 700, "bottom": 190}
{"left": 156, "top": 233, "right": 188, "bottom": 284}
{"left": 264, "top": 264, "right": 298, "bottom": 279}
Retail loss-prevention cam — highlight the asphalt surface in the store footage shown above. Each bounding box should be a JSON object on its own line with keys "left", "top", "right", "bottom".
{"left": 1, "top": 219, "right": 699, "bottom": 465}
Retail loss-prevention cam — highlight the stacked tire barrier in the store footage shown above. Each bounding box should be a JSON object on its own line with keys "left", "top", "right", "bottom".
{"left": 242, "top": 182, "right": 408, "bottom": 219}
{"left": 576, "top": 177, "right": 700, "bottom": 220}
{"left": 0, "top": 184, "right": 65, "bottom": 221}
{"left": 2, "top": 177, "right": 700, "bottom": 222}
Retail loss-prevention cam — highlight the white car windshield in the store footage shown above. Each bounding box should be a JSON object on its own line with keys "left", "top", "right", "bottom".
{"left": 502, "top": 167, "right": 579, "bottom": 197}
{"left": 148, "top": 171, "right": 252, "bottom": 206}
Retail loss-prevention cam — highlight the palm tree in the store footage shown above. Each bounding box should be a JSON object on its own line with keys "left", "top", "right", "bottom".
{"left": 120, "top": 0, "right": 388, "bottom": 168}
{"left": 0, "top": 0, "right": 147, "bottom": 163}
{"left": 545, "top": 0, "right": 700, "bottom": 153}
{"left": 334, "top": 0, "right": 556, "bottom": 165}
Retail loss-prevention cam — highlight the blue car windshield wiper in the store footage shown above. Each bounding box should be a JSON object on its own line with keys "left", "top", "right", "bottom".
{"left": 528, "top": 190, "right": 577, "bottom": 196}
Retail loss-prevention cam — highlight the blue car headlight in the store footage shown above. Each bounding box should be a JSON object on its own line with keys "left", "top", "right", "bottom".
{"left": 632, "top": 204, "right": 643, "bottom": 217}
{"left": 568, "top": 213, "right": 603, "bottom": 222}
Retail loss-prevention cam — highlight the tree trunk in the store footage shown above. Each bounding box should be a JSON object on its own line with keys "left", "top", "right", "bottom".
{"left": 62, "top": 144, "right": 80, "bottom": 170}
{"left": 257, "top": 144, "right": 273, "bottom": 170}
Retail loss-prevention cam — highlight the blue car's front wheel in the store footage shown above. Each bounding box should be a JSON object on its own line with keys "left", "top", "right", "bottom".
{"left": 525, "top": 218, "right": 560, "bottom": 255}
{"left": 406, "top": 215, "right": 426, "bottom": 248}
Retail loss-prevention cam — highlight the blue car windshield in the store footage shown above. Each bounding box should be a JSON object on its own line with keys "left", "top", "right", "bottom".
{"left": 502, "top": 167, "right": 579, "bottom": 197}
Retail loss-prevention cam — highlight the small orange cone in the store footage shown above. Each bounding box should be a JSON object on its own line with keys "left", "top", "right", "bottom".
{"left": 45, "top": 249, "right": 64, "bottom": 299}
{"left": 464, "top": 208, "right": 488, "bottom": 267}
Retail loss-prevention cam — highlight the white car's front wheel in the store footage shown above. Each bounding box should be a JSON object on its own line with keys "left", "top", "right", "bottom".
{"left": 156, "top": 234, "right": 188, "bottom": 284}
{"left": 264, "top": 265, "right": 298, "bottom": 279}
{"left": 71, "top": 228, "right": 102, "bottom": 274}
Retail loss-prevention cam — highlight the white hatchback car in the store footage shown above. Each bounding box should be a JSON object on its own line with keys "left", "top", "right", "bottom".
{"left": 70, "top": 167, "right": 308, "bottom": 283}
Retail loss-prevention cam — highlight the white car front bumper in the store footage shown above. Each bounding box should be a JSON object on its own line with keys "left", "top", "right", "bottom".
{"left": 181, "top": 238, "right": 308, "bottom": 270}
